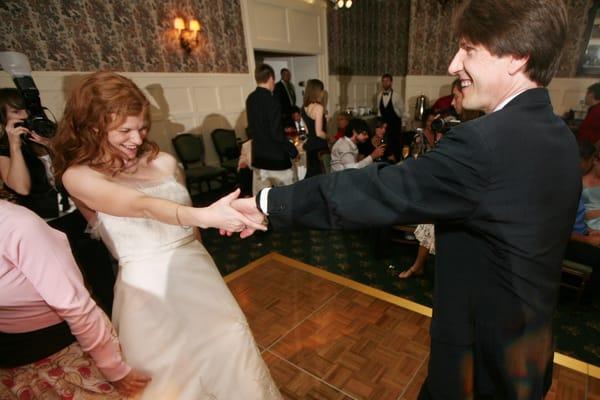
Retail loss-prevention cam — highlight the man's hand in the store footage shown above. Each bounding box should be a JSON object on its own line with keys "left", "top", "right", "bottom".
{"left": 227, "top": 197, "right": 267, "bottom": 238}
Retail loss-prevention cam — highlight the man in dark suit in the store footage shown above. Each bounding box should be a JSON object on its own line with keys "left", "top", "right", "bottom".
{"left": 233, "top": 1, "right": 577, "bottom": 398}
{"left": 246, "top": 64, "right": 298, "bottom": 195}
{"left": 273, "top": 68, "right": 296, "bottom": 122}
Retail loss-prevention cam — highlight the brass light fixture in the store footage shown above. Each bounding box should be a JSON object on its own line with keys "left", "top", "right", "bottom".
{"left": 174, "top": 17, "right": 201, "bottom": 53}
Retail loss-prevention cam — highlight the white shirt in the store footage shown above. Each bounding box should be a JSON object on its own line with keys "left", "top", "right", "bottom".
{"left": 377, "top": 89, "right": 404, "bottom": 118}
{"left": 493, "top": 89, "right": 529, "bottom": 112}
{"left": 330, "top": 136, "right": 373, "bottom": 171}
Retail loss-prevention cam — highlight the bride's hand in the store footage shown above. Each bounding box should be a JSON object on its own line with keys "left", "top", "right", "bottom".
{"left": 201, "top": 189, "right": 267, "bottom": 234}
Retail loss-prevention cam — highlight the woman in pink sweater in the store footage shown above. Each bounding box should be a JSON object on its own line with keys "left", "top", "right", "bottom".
{"left": 0, "top": 200, "right": 149, "bottom": 398}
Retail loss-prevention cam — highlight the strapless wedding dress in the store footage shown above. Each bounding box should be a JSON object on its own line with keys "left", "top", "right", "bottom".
{"left": 91, "top": 177, "right": 280, "bottom": 399}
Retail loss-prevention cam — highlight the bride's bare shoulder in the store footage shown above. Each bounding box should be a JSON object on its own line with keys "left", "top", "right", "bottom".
{"left": 150, "top": 151, "right": 179, "bottom": 174}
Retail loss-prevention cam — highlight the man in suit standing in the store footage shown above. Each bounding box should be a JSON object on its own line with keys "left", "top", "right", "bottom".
{"left": 274, "top": 68, "right": 296, "bottom": 122}
{"left": 246, "top": 64, "right": 298, "bottom": 195}
{"left": 233, "top": 1, "right": 577, "bottom": 398}
{"left": 376, "top": 73, "right": 404, "bottom": 159}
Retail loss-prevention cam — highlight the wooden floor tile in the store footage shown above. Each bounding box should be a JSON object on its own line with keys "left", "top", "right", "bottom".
{"left": 398, "top": 357, "right": 428, "bottom": 400}
{"left": 231, "top": 255, "right": 593, "bottom": 399}
{"left": 589, "top": 375, "right": 600, "bottom": 400}
{"left": 538, "top": 364, "right": 587, "bottom": 400}
{"left": 228, "top": 260, "right": 343, "bottom": 348}
{"left": 272, "top": 287, "right": 430, "bottom": 399}
{"left": 264, "top": 351, "right": 354, "bottom": 400}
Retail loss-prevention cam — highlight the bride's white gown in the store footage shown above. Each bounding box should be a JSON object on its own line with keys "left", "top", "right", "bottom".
{"left": 92, "top": 177, "right": 281, "bottom": 399}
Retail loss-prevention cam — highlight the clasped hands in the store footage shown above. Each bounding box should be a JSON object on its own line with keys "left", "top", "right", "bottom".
{"left": 209, "top": 189, "right": 267, "bottom": 238}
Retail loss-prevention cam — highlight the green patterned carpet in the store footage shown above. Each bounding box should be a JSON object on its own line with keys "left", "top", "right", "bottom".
{"left": 201, "top": 227, "right": 600, "bottom": 367}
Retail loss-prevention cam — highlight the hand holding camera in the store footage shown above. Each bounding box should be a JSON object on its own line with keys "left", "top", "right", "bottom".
{"left": 5, "top": 119, "right": 30, "bottom": 148}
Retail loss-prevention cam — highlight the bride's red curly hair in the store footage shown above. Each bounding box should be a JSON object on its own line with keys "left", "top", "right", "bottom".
{"left": 53, "top": 71, "right": 159, "bottom": 180}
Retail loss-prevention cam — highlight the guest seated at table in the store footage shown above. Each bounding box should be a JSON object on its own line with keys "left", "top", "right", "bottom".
{"left": 430, "top": 81, "right": 456, "bottom": 118}
{"left": 330, "top": 118, "right": 385, "bottom": 171}
{"left": 333, "top": 112, "right": 351, "bottom": 142}
{"left": 302, "top": 79, "right": 329, "bottom": 178}
{"left": 582, "top": 144, "right": 600, "bottom": 231}
{"left": 577, "top": 82, "right": 600, "bottom": 147}
{"left": 284, "top": 106, "right": 305, "bottom": 137}
{"left": 418, "top": 108, "right": 440, "bottom": 151}
{"left": 0, "top": 200, "right": 149, "bottom": 399}
{"left": 358, "top": 118, "right": 396, "bottom": 163}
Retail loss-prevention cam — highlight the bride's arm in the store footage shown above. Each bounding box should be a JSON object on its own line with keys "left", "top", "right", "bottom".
{"left": 62, "top": 164, "right": 265, "bottom": 233}
{"left": 173, "top": 160, "right": 201, "bottom": 241}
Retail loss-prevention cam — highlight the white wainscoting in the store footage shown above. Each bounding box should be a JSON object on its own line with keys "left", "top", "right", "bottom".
{"left": 2, "top": 71, "right": 595, "bottom": 166}
{"left": 246, "top": 0, "right": 325, "bottom": 55}
{"left": 0, "top": 72, "right": 255, "bottom": 166}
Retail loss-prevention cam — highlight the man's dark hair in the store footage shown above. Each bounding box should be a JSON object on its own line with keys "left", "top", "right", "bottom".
{"left": 381, "top": 73, "right": 393, "bottom": 81}
{"left": 280, "top": 68, "right": 290, "bottom": 76}
{"left": 587, "top": 82, "right": 600, "bottom": 101}
{"left": 290, "top": 105, "right": 300, "bottom": 114}
{"left": 255, "top": 64, "right": 275, "bottom": 84}
{"left": 345, "top": 118, "right": 369, "bottom": 138}
{"left": 454, "top": 0, "right": 567, "bottom": 87}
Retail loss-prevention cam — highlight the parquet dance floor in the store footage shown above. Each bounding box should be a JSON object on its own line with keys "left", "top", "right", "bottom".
{"left": 225, "top": 253, "right": 600, "bottom": 400}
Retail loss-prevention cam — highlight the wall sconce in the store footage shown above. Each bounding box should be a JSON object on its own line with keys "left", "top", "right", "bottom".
{"left": 174, "top": 17, "right": 201, "bottom": 53}
{"left": 331, "top": 0, "right": 352, "bottom": 9}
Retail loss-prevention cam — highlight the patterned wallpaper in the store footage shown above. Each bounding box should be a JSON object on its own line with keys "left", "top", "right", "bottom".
{"left": 406, "top": 0, "right": 596, "bottom": 77}
{"left": 327, "top": 0, "right": 410, "bottom": 76}
{"left": 406, "top": 0, "right": 461, "bottom": 76}
{"left": 558, "top": 0, "right": 596, "bottom": 77}
{"left": 0, "top": 0, "right": 248, "bottom": 73}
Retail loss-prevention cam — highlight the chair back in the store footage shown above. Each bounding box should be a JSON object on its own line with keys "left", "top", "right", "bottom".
{"left": 211, "top": 129, "right": 240, "bottom": 163}
{"left": 318, "top": 150, "right": 331, "bottom": 174}
{"left": 172, "top": 133, "right": 206, "bottom": 169}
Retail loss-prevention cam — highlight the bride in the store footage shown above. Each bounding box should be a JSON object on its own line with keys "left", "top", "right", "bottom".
{"left": 53, "top": 71, "right": 281, "bottom": 399}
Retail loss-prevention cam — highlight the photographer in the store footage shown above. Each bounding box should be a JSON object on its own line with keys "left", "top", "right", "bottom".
{"left": 0, "top": 88, "right": 51, "bottom": 201}
{"left": 0, "top": 87, "right": 115, "bottom": 316}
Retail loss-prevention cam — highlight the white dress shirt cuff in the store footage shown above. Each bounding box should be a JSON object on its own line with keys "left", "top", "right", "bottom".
{"left": 259, "top": 188, "right": 271, "bottom": 215}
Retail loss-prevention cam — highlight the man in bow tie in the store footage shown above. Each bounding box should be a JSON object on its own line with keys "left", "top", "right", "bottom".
{"left": 377, "top": 73, "right": 404, "bottom": 160}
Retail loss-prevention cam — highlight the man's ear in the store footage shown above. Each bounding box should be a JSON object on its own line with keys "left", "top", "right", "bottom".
{"left": 508, "top": 54, "right": 529, "bottom": 76}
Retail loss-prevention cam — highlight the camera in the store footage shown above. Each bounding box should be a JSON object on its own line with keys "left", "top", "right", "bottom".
{"left": 431, "top": 117, "right": 461, "bottom": 134}
{"left": 0, "top": 52, "right": 56, "bottom": 138}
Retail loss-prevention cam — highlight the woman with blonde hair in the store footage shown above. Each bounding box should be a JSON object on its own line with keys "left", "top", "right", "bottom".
{"left": 53, "top": 71, "right": 280, "bottom": 399}
{"left": 302, "top": 79, "right": 329, "bottom": 177}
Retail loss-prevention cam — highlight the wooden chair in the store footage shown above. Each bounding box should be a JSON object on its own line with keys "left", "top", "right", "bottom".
{"left": 560, "top": 259, "right": 593, "bottom": 303}
{"left": 211, "top": 129, "right": 240, "bottom": 181}
{"left": 390, "top": 224, "right": 420, "bottom": 245}
{"left": 171, "top": 133, "right": 227, "bottom": 194}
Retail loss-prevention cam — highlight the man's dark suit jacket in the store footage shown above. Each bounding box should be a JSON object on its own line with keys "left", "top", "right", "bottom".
{"left": 246, "top": 86, "right": 297, "bottom": 171}
{"left": 274, "top": 80, "right": 294, "bottom": 118}
{"left": 265, "top": 88, "right": 580, "bottom": 399}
